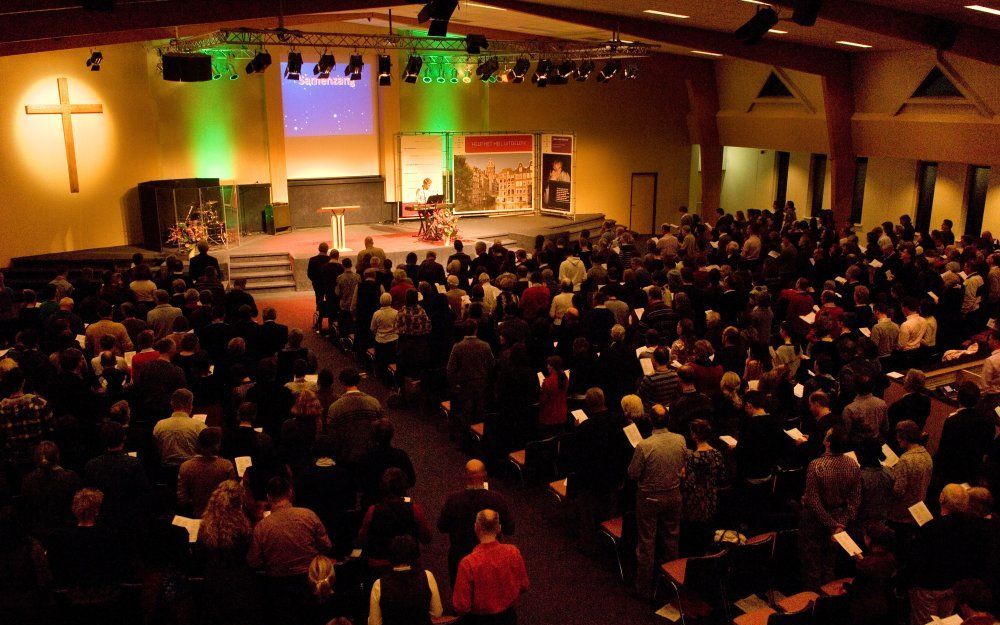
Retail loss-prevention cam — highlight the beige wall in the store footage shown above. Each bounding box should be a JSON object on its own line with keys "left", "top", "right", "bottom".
{"left": 0, "top": 44, "right": 162, "bottom": 265}
{"left": 720, "top": 147, "right": 776, "bottom": 213}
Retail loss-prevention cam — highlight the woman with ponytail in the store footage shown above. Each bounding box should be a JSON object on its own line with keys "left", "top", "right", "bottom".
{"left": 305, "top": 555, "right": 349, "bottom": 624}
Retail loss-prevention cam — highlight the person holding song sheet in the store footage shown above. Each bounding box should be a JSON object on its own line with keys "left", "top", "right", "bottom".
{"left": 799, "top": 425, "right": 861, "bottom": 590}
{"left": 628, "top": 404, "right": 687, "bottom": 599}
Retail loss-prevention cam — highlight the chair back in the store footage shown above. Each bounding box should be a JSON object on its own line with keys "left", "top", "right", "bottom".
{"left": 772, "top": 465, "right": 806, "bottom": 501}
{"left": 525, "top": 435, "right": 562, "bottom": 479}
{"left": 685, "top": 548, "right": 730, "bottom": 604}
{"left": 813, "top": 592, "right": 848, "bottom": 625}
{"left": 728, "top": 532, "right": 775, "bottom": 598}
{"left": 771, "top": 529, "right": 801, "bottom": 593}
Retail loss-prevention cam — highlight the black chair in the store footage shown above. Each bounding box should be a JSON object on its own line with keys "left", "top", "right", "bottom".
{"left": 728, "top": 532, "right": 776, "bottom": 605}
{"left": 660, "top": 548, "right": 731, "bottom": 625}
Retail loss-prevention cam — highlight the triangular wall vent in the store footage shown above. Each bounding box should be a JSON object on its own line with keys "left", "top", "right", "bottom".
{"left": 758, "top": 72, "right": 794, "bottom": 98}
{"left": 911, "top": 67, "right": 962, "bottom": 98}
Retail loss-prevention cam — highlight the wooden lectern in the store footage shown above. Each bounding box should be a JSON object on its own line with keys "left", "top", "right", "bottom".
{"left": 317, "top": 206, "right": 357, "bottom": 252}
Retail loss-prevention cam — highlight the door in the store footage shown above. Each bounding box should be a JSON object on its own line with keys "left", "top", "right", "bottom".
{"left": 630, "top": 172, "right": 658, "bottom": 234}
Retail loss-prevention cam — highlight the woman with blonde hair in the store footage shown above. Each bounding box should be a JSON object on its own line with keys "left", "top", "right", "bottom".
{"left": 621, "top": 394, "right": 651, "bottom": 437}
{"left": 715, "top": 371, "right": 744, "bottom": 436}
{"left": 197, "top": 480, "right": 258, "bottom": 624}
{"left": 304, "top": 554, "right": 348, "bottom": 623}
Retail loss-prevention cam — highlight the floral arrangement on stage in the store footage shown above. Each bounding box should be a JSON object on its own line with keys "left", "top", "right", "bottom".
{"left": 429, "top": 207, "right": 460, "bottom": 244}
{"left": 166, "top": 220, "right": 209, "bottom": 250}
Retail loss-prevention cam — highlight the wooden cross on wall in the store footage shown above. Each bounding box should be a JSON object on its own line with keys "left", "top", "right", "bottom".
{"left": 24, "top": 77, "right": 103, "bottom": 193}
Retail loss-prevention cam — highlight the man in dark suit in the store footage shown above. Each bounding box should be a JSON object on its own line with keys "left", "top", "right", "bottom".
{"left": 197, "top": 306, "right": 232, "bottom": 363}
{"left": 318, "top": 250, "right": 344, "bottom": 334}
{"left": 133, "top": 338, "right": 187, "bottom": 422}
{"left": 223, "top": 279, "right": 257, "bottom": 323}
{"left": 188, "top": 240, "right": 221, "bottom": 282}
{"left": 258, "top": 307, "right": 289, "bottom": 358}
{"left": 933, "top": 382, "right": 995, "bottom": 489}
{"left": 572, "top": 387, "right": 631, "bottom": 554}
{"left": 438, "top": 459, "right": 514, "bottom": 583}
{"left": 307, "top": 243, "right": 330, "bottom": 326}
{"left": 447, "top": 240, "right": 473, "bottom": 290}
{"left": 417, "top": 250, "right": 446, "bottom": 286}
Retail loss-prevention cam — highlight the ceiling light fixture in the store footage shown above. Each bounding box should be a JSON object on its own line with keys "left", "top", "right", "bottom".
{"left": 690, "top": 50, "right": 723, "bottom": 57}
{"left": 768, "top": 29, "right": 787, "bottom": 34}
{"left": 345, "top": 54, "right": 364, "bottom": 80}
{"left": 245, "top": 50, "right": 271, "bottom": 75}
{"left": 597, "top": 59, "right": 621, "bottom": 82}
{"left": 476, "top": 57, "right": 500, "bottom": 81}
{"left": 576, "top": 59, "right": 595, "bottom": 81}
{"left": 465, "top": 34, "right": 489, "bottom": 54}
{"left": 377, "top": 54, "right": 392, "bottom": 86}
{"left": 643, "top": 10, "right": 690, "bottom": 18}
{"left": 86, "top": 50, "right": 103, "bottom": 71}
{"left": 965, "top": 4, "right": 1000, "bottom": 15}
{"left": 314, "top": 52, "right": 335, "bottom": 78}
{"left": 418, "top": 0, "right": 460, "bottom": 37}
{"left": 791, "top": 0, "right": 823, "bottom": 26}
{"left": 507, "top": 57, "right": 530, "bottom": 83}
{"left": 836, "top": 40, "right": 872, "bottom": 48}
{"left": 622, "top": 63, "right": 639, "bottom": 79}
{"left": 403, "top": 55, "right": 423, "bottom": 83}
{"left": 533, "top": 59, "right": 553, "bottom": 87}
{"left": 284, "top": 51, "right": 303, "bottom": 80}
{"left": 735, "top": 7, "right": 780, "bottom": 44}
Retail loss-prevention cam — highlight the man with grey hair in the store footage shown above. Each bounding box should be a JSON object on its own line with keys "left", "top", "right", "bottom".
{"left": 452, "top": 509, "right": 529, "bottom": 625}
{"left": 152, "top": 388, "right": 204, "bottom": 467}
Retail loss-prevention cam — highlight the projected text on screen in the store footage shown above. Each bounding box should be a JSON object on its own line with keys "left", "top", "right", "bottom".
{"left": 281, "top": 63, "right": 373, "bottom": 137}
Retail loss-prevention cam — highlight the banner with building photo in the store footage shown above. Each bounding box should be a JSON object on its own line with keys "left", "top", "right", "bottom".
{"left": 452, "top": 134, "right": 535, "bottom": 214}
{"left": 540, "top": 134, "right": 574, "bottom": 215}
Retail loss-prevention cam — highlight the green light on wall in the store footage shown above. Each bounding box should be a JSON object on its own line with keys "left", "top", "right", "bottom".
{"left": 189, "top": 83, "right": 235, "bottom": 179}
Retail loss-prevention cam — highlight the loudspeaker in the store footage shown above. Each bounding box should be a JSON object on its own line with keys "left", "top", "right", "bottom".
{"left": 162, "top": 53, "right": 213, "bottom": 82}
{"left": 791, "top": 0, "right": 823, "bottom": 26}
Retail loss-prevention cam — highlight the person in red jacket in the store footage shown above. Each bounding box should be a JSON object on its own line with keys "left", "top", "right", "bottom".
{"left": 538, "top": 355, "right": 569, "bottom": 436}
{"left": 452, "top": 509, "right": 528, "bottom": 625}
{"left": 519, "top": 272, "right": 551, "bottom": 322}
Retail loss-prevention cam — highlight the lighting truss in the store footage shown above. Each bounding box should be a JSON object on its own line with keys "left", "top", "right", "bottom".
{"left": 158, "top": 27, "right": 656, "bottom": 62}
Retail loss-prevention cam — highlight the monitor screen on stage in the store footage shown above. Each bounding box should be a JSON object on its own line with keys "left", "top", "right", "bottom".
{"left": 280, "top": 61, "right": 380, "bottom": 179}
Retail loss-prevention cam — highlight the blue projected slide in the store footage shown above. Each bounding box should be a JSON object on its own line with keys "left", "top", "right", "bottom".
{"left": 281, "top": 63, "right": 373, "bottom": 136}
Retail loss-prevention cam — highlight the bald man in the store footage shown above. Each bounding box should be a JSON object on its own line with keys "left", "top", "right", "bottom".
{"left": 452, "top": 509, "right": 528, "bottom": 625}
{"left": 357, "top": 236, "right": 386, "bottom": 273}
{"left": 438, "top": 460, "right": 515, "bottom": 584}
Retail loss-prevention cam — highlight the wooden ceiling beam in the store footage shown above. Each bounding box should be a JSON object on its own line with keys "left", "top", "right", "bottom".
{"left": 769, "top": 0, "right": 1000, "bottom": 66}
{"left": 0, "top": 0, "right": 417, "bottom": 56}
{"left": 481, "top": 0, "right": 850, "bottom": 75}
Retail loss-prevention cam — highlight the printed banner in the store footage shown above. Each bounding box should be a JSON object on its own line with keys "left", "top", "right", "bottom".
{"left": 541, "top": 134, "right": 574, "bottom": 214}
{"left": 452, "top": 134, "right": 535, "bottom": 214}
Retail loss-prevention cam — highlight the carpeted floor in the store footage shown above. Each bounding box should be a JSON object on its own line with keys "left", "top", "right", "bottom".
{"left": 258, "top": 291, "right": 667, "bottom": 625}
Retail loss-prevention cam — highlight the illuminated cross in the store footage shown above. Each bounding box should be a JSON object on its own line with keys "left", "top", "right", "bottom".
{"left": 24, "top": 77, "right": 103, "bottom": 193}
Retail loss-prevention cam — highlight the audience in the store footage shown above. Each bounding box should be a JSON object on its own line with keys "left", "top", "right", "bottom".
{"left": 2, "top": 214, "right": 1000, "bottom": 625}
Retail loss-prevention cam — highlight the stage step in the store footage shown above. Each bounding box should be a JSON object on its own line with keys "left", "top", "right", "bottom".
{"left": 228, "top": 253, "right": 296, "bottom": 293}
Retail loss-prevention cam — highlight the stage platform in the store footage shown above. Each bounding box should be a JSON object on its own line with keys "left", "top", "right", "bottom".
{"left": 6, "top": 212, "right": 605, "bottom": 292}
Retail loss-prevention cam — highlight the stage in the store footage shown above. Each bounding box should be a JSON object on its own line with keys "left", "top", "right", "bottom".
{"left": 7, "top": 212, "right": 605, "bottom": 292}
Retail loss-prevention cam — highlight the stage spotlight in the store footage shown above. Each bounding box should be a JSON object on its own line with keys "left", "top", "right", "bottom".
{"left": 403, "top": 55, "right": 423, "bottom": 83}
{"left": 246, "top": 50, "right": 272, "bottom": 74}
{"left": 623, "top": 63, "right": 639, "bottom": 79}
{"left": 476, "top": 57, "right": 499, "bottom": 81}
{"left": 377, "top": 54, "right": 392, "bottom": 86}
{"left": 345, "top": 54, "right": 364, "bottom": 81}
{"left": 285, "top": 51, "right": 303, "bottom": 80}
{"left": 556, "top": 60, "right": 578, "bottom": 80}
{"left": 576, "top": 59, "right": 595, "bottom": 81}
{"left": 313, "top": 53, "right": 335, "bottom": 79}
{"left": 532, "top": 60, "right": 552, "bottom": 87}
{"left": 597, "top": 59, "right": 620, "bottom": 83}
{"left": 462, "top": 69, "right": 473, "bottom": 84}
{"left": 506, "top": 57, "right": 530, "bottom": 83}
{"left": 418, "top": 0, "right": 460, "bottom": 37}
{"left": 86, "top": 50, "right": 103, "bottom": 71}
{"left": 465, "top": 34, "right": 489, "bottom": 54}
{"left": 735, "top": 7, "right": 780, "bottom": 45}
{"left": 791, "top": 0, "right": 823, "bottom": 26}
